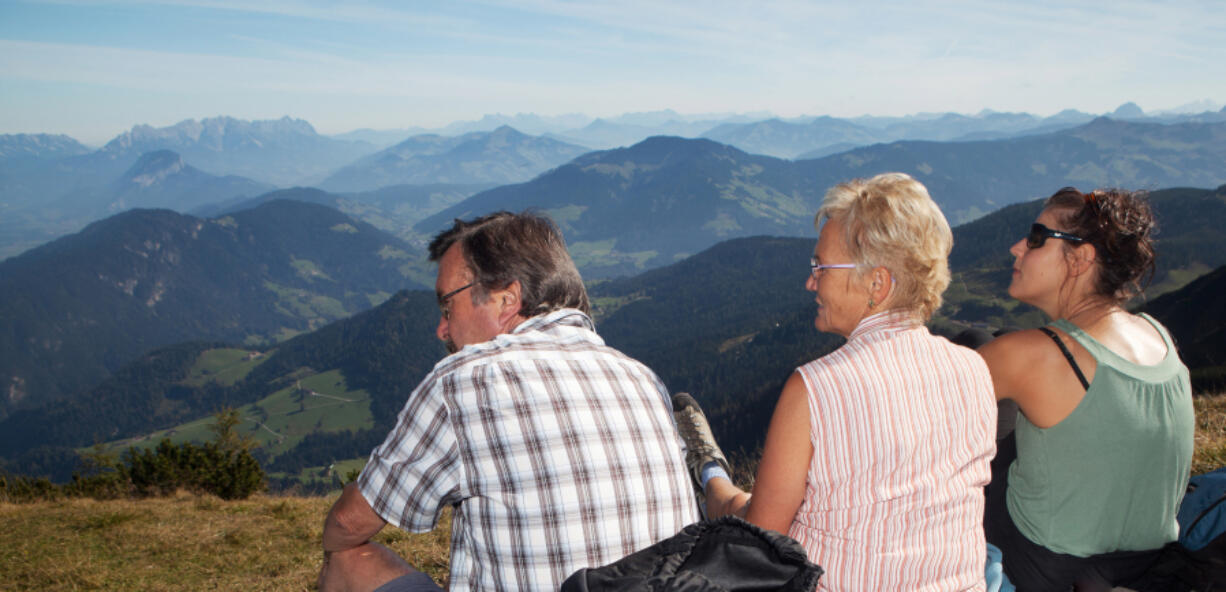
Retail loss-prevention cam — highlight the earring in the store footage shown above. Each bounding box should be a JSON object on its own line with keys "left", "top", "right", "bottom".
{"left": 868, "top": 297, "right": 875, "bottom": 309}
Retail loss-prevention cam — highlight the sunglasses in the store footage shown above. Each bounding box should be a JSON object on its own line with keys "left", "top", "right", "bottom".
{"left": 1027, "top": 223, "right": 1085, "bottom": 249}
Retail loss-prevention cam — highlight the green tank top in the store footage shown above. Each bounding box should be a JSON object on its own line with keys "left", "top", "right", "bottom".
{"left": 1006, "top": 314, "right": 1194, "bottom": 557}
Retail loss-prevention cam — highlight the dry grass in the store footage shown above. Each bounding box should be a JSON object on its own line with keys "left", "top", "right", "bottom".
{"left": 0, "top": 490, "right": 451, "bottom": 591}
{"left": 1193, "top": 392, "right": 1226, "bottom": 475}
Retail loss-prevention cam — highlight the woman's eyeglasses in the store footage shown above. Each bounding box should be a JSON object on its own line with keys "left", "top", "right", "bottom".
{"left": 1026, "top": 223, "right": 1085, "bottom": 249}
{"left": 810, "top": 258, "right": 857, "bottom": 277}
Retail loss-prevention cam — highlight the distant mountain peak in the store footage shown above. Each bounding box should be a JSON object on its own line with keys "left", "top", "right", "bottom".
{"left": 122, "top": 150, "right": 187, "bottom": 188}
{"left": 103, "top": 115, "right": 322, "bottom": 154}
{"left": 1112, "top": 102, "right": 1145, "bottom": 118}
{"left": 489, "top": 124, "right": 524, "bottom": 136}
{"left": 0, "top": 133, "right": 91, "bottom": 159}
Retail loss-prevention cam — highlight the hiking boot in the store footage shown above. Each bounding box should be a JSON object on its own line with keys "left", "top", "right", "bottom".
{"left": 672, "top": 392, "right": 731, "bottom": 493}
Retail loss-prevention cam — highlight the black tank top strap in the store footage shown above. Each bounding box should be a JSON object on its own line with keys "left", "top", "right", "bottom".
{"left": 1037, "top": 326, "right": 1090, "bottom": 391}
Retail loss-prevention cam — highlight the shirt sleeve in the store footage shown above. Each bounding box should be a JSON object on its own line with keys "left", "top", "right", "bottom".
{"left": 357, "top": 371, "right": 463, "bottom": 533}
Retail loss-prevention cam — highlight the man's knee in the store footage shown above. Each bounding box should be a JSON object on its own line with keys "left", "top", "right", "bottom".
{"left": 319, "top": 542, "right": 431, "bottom": 592}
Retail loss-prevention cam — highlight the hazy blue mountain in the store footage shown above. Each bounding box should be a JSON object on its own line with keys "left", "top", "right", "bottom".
{"left": 1, "top": 150, "right": 273, "bottom": 262}
{"left": 328, "top": 127, "right": 427, "bottom": 149}
{"left": 0, "top": 199, "right": 425, "bottom": 419}
{"left": 96, "top": 116, "right": 378, "bottom": 186}
{"left": 0, "top": 133, "right": 92, "bottom": 159}
{"left": 194, "top": 183, "right": 491, "bottom": 259}
{"left": 1112, "top": 102, "right": 1146, "bottom": 119}
{"left": 434, "top": 112, "right": 594, "bottom": 136}
{"left": 0, "top": 134, "right": 97, "bottom": 257}
{"left": 416, "top": 121, "right": 1226, "bottom": 277}
{"left": 318, "top": 126, "right": 589, "bottom": 192}
{"left": 800, "top": 117, "right": 1226, "bottom": 224}
{"left": 709, "top": 110, "right": 1098, "bottom": 159}
{"left": 84, "top": 150, "right": 272, "bottom": 214}
{"left": 0, "top": 117, "right": 380, "bottom": 256}
{"left": 794, "top": 142, "right": 863, "bottom": 160}
{"left": 704, "top": 116, "right": 884, "bottom": 158}
{"left": 415, "top": 136, "right": 831, "bottom": 277}
{"left": 550, "top": 117, "right": 720, "bottom": 150}
{"left": 0, "top": 135, "right": 110, "bottom": 214}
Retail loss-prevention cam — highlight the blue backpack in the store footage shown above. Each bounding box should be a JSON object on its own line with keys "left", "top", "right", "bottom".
{"left": 1179, "top": 467, "right": 1226, "bottom": 552}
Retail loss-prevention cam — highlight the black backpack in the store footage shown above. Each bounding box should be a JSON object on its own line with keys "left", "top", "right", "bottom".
{"left": 561, "top": 516, "right": 823, "bottom": 592}
{"left": 1134, "top": 467, "right": 1226, "bottom": 591}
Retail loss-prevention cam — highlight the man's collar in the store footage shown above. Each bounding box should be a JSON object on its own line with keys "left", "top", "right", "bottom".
{"left": 511, "top": 308, "right": 595, "bottom": 334}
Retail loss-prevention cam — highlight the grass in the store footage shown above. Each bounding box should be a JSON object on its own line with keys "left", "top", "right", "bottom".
{"left": 1193, "top": 392, "right": 1226, "bottom": 475}
{"left": 0, "top": 491, "right": 452, "bottom": 591}
{"left": 181, "top": 348, "right": 266, "bottom": 387}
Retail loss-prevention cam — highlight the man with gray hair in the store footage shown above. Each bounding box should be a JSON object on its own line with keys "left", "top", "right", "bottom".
{"left": 319, "top": 211, "right": 699, "bottom": 591}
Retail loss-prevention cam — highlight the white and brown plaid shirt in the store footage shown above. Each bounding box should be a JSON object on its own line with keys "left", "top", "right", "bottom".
{"left": 358, "top": 308, "right": 700, "bottom": 591}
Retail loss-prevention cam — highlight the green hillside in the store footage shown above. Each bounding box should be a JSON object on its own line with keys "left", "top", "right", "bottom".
{"left": 0, "top": 199, "right": 427, "bottom": 419}
{"left": 0, "top": 290, "right": 443, "bottom": 484}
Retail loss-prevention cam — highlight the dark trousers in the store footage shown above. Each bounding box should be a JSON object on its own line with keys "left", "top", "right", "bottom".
{"left": 984, "top": 430, "right": 1163, "bottom": 591}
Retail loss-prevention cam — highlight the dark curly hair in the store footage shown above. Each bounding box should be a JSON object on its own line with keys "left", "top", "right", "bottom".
{"left": 428, "top": 211, "right": 590, "bottom": 316}
{"left": 1044, "top": 187, "right": 1157, "bottom": 304}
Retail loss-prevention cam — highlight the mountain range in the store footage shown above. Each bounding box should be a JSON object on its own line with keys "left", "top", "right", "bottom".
{"left": 96, "top": 116, "right": 377, "bottom": 187}
{"left": 193, "top": 184, "right": 493, "bottom": 249}
{"left": 0, "top": 199, "right": 425, "bottom": 419}
{"left": 414, "top": 119, "right": 1226, "bottom": 278}
{"left": 0, "top": 149, "right": 273, "bottom": 261}
{"left": 5, "top": 105, "right": 1225, "bottom": 263}
{"left": 4, "top": 132, "right": 1223, "bottom": 421}
{"left": 0, "top": 133, "right": 91, "bottom": 159}
{"left": 318, "top": 126, "right": 590, "bottom": 192}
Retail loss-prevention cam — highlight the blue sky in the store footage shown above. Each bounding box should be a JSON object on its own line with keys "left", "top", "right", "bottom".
{"left": 2, "top": 0, "right": 1224, "bottom": 144}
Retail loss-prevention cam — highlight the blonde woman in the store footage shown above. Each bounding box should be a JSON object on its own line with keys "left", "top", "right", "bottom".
{"left": 678, "top": 172, "right": 997, "bottom": 590}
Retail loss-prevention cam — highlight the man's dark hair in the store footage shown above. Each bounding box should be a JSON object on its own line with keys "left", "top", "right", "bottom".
{"left": 428, "top": 211, "right": 590, "bottom": 316}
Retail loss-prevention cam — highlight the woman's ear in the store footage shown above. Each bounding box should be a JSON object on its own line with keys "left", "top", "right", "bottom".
{"left": 1067, "top": 243, "right": 1098, "bottom": 276}
{"left": 869, "top": 266, "right": 893, "bottom": 305}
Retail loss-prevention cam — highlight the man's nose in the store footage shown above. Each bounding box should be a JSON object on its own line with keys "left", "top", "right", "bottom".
{"left": 436, "top": 315, "right": 449, "bottom": 342}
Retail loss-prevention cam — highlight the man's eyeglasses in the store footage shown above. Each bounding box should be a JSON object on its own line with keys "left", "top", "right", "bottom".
{"left": 438, "top": 282, "right": 474, "bottom": 320}
{"left": 1026, "top": 223, "right": 1086, "bottom": 250}
{"left": 810, "top": 258, "right": 857, "bottom": 277}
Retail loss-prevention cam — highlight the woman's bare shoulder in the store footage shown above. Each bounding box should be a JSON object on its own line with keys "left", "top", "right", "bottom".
{"left": 978, "top": 329, "right": 1069, "bottom": 399}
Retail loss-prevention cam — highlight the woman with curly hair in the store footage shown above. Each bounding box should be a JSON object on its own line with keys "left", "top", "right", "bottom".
{"left": 979, "top": 187, "right": 1194, "bottom": 591}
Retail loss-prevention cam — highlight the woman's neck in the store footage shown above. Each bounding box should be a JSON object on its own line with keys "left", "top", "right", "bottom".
{"left": 1058, "top": 297, "right": 1124, "bottom": 329}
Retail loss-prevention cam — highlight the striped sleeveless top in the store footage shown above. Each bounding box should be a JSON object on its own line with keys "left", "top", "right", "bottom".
{"left": 789, "top": 311, "right": 997, "bottom": 591}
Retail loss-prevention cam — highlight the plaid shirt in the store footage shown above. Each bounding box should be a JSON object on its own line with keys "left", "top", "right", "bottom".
{"left": 359, "top": 308, "right": 700, "bottom": 591}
